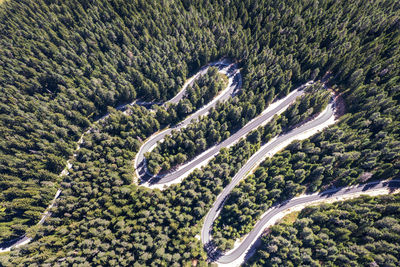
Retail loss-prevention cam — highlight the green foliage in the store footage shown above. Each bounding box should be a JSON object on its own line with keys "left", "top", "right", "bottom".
{"left": 0, "top": 0, "right": 399, "bottom": 265}
{"left": 211, "top": 87, "right": 332, "bottom": 249}
{"left": 146, "top": 68, "right": 227, "bottom": 174}
{"left": 0, "top": 0, "right": 246, "bottom": 242}
{"left": 278, "top": 84, "right": 331, "bottom": 131}
{"left": 147, "top": 79, "right": 330, "bottom": 176}
{"left": 247, "top": 194, "right": 400, "bottom": 267}
{"left": 3, "top": 105, "right": 261, "bottom": 265}
{"left": 214, "top": 71, "right": 399, "bottom": 249}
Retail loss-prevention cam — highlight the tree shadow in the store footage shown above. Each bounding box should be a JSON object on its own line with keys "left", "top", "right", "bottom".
{"left": 203, "top": 241, "right": 223, "bottom": 262}
{"left": 0, "top": 235, "right": 27, "bottom": 251}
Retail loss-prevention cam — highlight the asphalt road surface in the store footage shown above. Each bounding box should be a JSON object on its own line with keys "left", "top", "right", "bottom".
{"left": 135, "top": 60, "right": 242, "bottom": 183}
{"left": 136, "top": 80, "right": 316, "bottom": 185}
{"left": 206, "top": 179, "right": 400, "bottom": 265}
{"left": 0, "top": 59, "right": 237, "bottom": 252}
{"left": 201, "top": 103, "right": 336, "bottom": 259}
{"left": 0, "top": 190, "right": 61, "bottom": 252}
{"left": 200, "top": 98, "right": 400, "bottom": 265}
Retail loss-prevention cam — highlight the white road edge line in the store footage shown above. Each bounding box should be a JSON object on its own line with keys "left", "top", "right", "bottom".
{"left": 142, "top": 86, "right": 309, "bottom": 190}
{"left": 209, "top": 103, "right": 336, "bottom": 266}
{"left": 218, "top": 186, "right": 400, "bottom": 267}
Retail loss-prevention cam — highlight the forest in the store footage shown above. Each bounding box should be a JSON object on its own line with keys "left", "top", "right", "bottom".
{"left": 0, "top": 0, "right": 399, "bottom": 266}
{"left": 247, "top": 194, "right": 400, "bottom": 267}
{"left": 147, "top": 82, "right": 330, "bottom": 175}
{"left": 146, "top": 67, "right": 228, "bottom": 174}
{"left": 154, "top": 66, "right": 228, "bottom": 128}
{"left": 212, "top": 73, "right": 399, "bottom": 250}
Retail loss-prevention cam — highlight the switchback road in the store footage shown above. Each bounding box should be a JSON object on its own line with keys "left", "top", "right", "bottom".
{"left": 135, "top": 60, "right": 242, "bottom": 185}
{"left": 200, "top": 99, "right": 400, "bottom": 265}
{"left": 201, "top": 103, "right": 336, "bottom": 263}
{"left": 136, "top": 80, "right": 315, "bottom": 188}
{"left": 0, "top": 59, "right": 235, "bottom": 252}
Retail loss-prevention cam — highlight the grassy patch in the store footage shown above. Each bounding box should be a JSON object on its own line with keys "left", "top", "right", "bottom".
{"left": 218, "top": 73, "right": 229, "bottom": 88}
{"left": 279, "top": 211, "right": 300, "bottom": 225}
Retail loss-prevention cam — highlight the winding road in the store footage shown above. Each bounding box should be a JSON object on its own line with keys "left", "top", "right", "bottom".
{"left": 200, "top": 100, "right": 400, "bottom": 266}
{"left": 2, "top": 58, "right": 398, "bottom": 267}
{"left": 208, "top": 179, "right": 400, "bottom": 266}
{"left": 201, "top": 102, "right": 335, "bottom": 263}
{"left": 135, "top": 60, "right": 242, "bottom": 185}
{"left": 0, "top": 59, "right": 236, "bottom": 252}
{"left": 135, "top": 81, "right": 316, "bottom": 188}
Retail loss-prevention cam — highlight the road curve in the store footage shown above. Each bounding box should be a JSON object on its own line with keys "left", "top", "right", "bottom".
{"left": 135, "top": 60, "right": 242, "bottom": 184}
{"left": 201, "top": 102, "right": 337, "bottom": 264}
{"left": 0, "top": 189, "right": 61, "bottom": 252}
{"left": 137, "top": 82, "right": 317, "bottom": 188}
{"left": 0, "top": 60, "right": 236, "bottom": 252}
{"left": 210, "top": 179, "right": 400, "bottom": 266}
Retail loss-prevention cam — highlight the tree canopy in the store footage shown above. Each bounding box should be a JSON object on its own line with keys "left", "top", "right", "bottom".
{"left": 0, "top": 0, "right": 399, "bottom": 265}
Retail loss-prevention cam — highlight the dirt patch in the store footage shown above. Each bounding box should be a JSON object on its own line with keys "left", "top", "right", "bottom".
{"left": 322, "top": 71, "right": 346, "bottom": 119}
{"left": 332, "top": 91, "right": 346, "bottom": 118}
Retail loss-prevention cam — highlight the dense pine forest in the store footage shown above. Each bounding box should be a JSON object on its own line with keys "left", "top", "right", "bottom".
{"left": 0, "top": 0, "right": 399, "bottom": 266}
